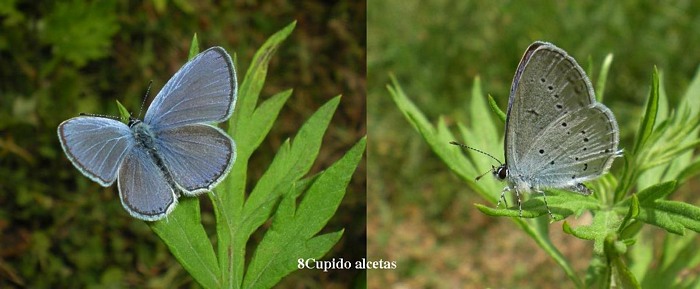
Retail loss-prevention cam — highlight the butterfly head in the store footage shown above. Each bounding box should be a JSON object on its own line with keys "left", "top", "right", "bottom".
{"left": 494, "top": 164, "right": 508, "bottom": 181}
{"left": 127, "top": 116, "right": 142, "bottom": 127}
{"left": 449, "top": 141, "right": 507, "bottom": 182}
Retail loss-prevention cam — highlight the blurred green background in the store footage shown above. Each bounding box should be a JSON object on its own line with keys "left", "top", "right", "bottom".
{"left": 0, "top": 1, "right": 365, "bottom": 288}
{"left": 368, "top": 0, "right": 700, "bottom": 288}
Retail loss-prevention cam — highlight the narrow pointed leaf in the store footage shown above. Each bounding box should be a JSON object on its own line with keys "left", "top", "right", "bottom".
{"left": 633, "top": 67, "right": 660, "bottom": 155}
{"left": 188, "top": 33, "right": 199, "bottom": 60}
{"left": 595, "top": 53, "right": 613, "bottom": 102}
{"left": 487, "top": 94, "right": 506, "bottom": 123}
{"left": 150, "top": 198, "right": 221, "bottom": 289}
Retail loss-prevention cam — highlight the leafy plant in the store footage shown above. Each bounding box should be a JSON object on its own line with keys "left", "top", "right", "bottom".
{"left": 388, "top": 51, "right": 700, "bottom": 288}
{"left": 149, "top": 22, "right": 365, "bottom": 289}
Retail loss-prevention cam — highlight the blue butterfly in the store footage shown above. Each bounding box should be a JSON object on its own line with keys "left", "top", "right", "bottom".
{"left": 58, "top": 47, "right": 237, "bottom": 221}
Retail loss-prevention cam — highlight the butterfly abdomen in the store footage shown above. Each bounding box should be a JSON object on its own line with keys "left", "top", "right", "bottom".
{"left": 130, "top": 120, "right": 184, "bottom": 196}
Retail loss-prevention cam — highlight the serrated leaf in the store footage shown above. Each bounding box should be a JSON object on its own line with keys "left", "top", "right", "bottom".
{"left": 212, "top": 22, "right": 297, "bottom": 288}
{"left": 231, "top": 21, "right": 296, "bottom": 136}
{"left": 240, "top": 96, "right": 340, "bottom": 240}
{"left": 242, "top": 138, "right": 365, "bottom": 289}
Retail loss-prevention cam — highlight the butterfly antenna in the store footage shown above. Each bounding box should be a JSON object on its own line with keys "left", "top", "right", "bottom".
{"left": 137, "top": 80, "right": 153, "bottom": 119}
{"left": 475, "top": 166, "right": 495, "bottom": 181}
{"left": 449, "top": 141, "right": 503, "bottom": 166}
{"left": 78, "top": 112, "right": 121, "bottom": 121}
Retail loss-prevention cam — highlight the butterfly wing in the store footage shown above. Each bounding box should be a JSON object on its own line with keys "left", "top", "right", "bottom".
{"left": 505, "top": 42, "right": 619, "bottom": 188}
{"left": 152, "top": 124, "right": 235, "bottom": 196}
{"left": 144, "top": 47, "right": 237, "bottom": 130}
{"left": 118, "top": 145, "right": 177, "bottom": 221}
{"left": 58, "top": 117, "right": 135, "bottom": 186}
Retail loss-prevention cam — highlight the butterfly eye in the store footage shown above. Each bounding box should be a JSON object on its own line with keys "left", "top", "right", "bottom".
{"left": 496, "top": 165, "right": 508, "bottom": 180}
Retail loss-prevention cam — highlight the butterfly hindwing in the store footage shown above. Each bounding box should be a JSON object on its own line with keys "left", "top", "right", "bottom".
{"left": 519, "top": 103, "right": 619, "bottom": 187}
{"left": 117, "top": 145, "right": 177, "bottom": 221}
{"left": 153, "top": 123, "right": 236, "bottom": 196}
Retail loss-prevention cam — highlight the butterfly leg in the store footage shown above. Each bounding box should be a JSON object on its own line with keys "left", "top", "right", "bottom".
{"left": 515, "top": 189, "right": 523, "bottom": 218}
{"left": 496, "top": 186, "right": 510, "bottom": 208}
{"left": 536, "top": 188, "right": 554, "bottom": 219}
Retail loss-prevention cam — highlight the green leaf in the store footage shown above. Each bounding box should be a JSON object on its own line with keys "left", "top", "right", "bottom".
{"left": 214, "top": 22, "right": 296, "bottom": 288}
{"left": 563, "top": 210, "right": 621, "bottom": 255}
{"left": 388, "top": 76, "right": 482, "bottom": 192}
{"left": 188, "top": 33, "right": 199, "bottom": 60}
{"left": 242, "top": 137, "right": 365, "bottom": 289}
{"left": 606, "top": 235, "right": 641, "bottom": 289}
{"left": 629, "top": 181, "right": 700, "bottom": 234}
{"left": 618, "top": 194, "right": 640, "bottom": 234}
{"left": 595, "top": 53, "right": 614, "bottom": 102}
{"left": 115, "top": 100, "right": 129, "bottom": 123}
{"left": 636, "top": 181, "right": 676, "bottom": 205}
{"left": 243, "top": 89, "right": 292, "bottom": 151}
{"left": 476, "top": 189, "right": 600, "bottom": 220}
{"left": 150, "top": 198, "right": 221, "bottom": 289}
{"left": 487, "top": 94, "right": 506, "bottom": 123}
{"left": 638, "top": 200, "right": 700, "bottom": 235}
{"left": 231, "top": 21, "right": 296, "bottom": 138}
{"left": 633, "top": 66, "right": 659, "bottom": 155}
{"left": 467, "top": 77, "right": 499, "bottom": 161}
{"left": 241, "top": 96, "right": 341, "bottom": 240}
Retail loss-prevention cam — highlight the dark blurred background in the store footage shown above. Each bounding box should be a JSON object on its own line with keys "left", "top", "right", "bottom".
{"left": 368, "top": 1, "right": 700, "bottom": 288}
{"left": 0, "top": 1, "right": 365, "bottom": 288}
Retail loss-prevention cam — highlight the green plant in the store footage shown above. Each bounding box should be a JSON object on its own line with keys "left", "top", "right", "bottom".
{"left": 388, "top": 52, "right": 700, "bottom": 288}
{"left": 148, "top": 22, "right": 366, "bottom": 289}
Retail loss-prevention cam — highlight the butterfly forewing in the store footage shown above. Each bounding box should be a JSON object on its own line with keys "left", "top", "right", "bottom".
{"left": 58, "top": 117, "right": 135, "bottom": 186}
{"left": 144, "top": 47, "right": 237, "bottom": 130}
{"left": 505, "top": 41, "right": 619, "bottom": 187}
